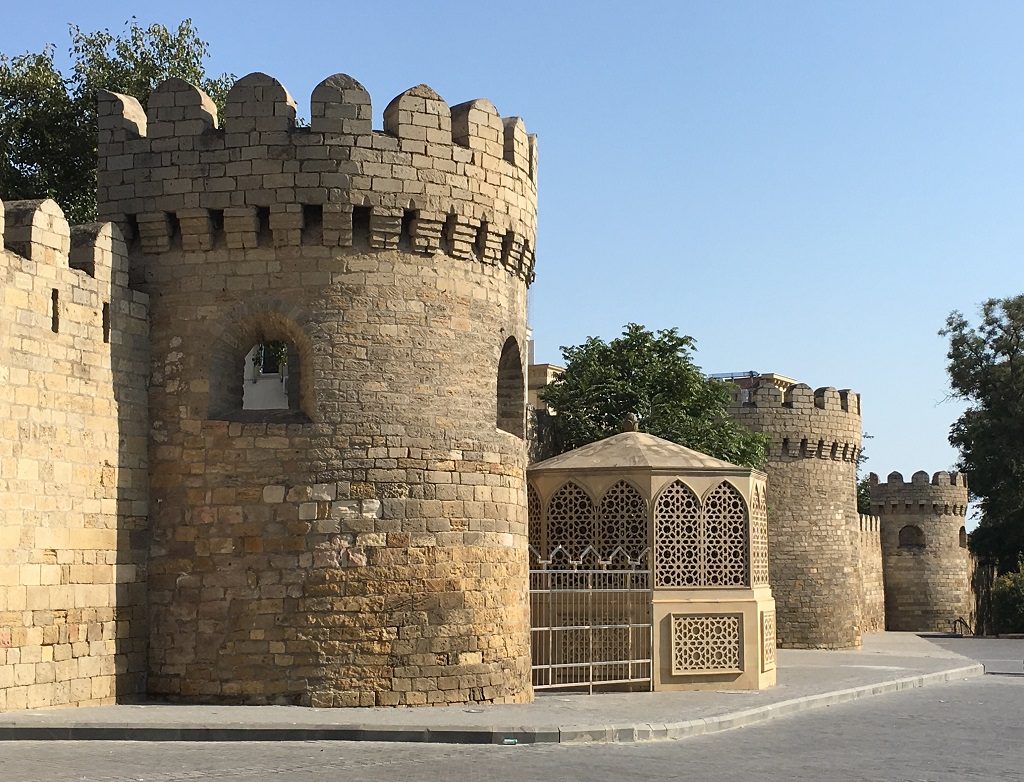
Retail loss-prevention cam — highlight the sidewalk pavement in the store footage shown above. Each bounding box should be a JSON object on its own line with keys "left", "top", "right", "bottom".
{"left": 0, "top": 633, "right": 984, "bottom": 745}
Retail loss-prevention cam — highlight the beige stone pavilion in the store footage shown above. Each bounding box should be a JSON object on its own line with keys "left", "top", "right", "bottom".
{"left": 527, "top": 427, "right": 776, "bottom": 691}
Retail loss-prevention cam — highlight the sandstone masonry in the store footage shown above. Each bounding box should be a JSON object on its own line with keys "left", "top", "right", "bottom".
{"left": 730, "top": 382, "right": 863, "bottom": 648}
{"left": 869, "top": 471, "right": 971, "bottom": 632}
{"left": 0, "top": 199, "right": 150, "bottom": 711}
{"left": 857, "top": 514, "right": 884, "bottom": 634}
{"left": 89, "top": 72, "right": 538, "bottom": 707}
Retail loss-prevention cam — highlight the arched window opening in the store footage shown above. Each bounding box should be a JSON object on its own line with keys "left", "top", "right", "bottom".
{"left": 496, "top": 336, "right": 525, "bottom": 437}
{"left": 208, "top": 310, "right": 315, "bottom": 423}
{"left": 959, "top": 526, "right": 968, "bottom": 548}
{"left": 898, "top": 525, "right": 925, "bottom": 549}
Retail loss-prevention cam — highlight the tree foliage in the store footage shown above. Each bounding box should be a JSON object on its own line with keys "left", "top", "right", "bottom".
{"left": 539, "top": 323, "right": 768, "bottom": 468}
{"left": 0, "top": 18, "right": 232, "bottom": 224}
{"left": 991, "top": 562, "right": 1024, "bottom": 634}
{"left": 941, "top": 295, "right": 1024, "bottom": 571}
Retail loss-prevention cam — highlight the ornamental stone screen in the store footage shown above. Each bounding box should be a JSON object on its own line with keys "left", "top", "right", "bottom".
{"left": 527, "top": 430, "right": 776, "bottom": 691}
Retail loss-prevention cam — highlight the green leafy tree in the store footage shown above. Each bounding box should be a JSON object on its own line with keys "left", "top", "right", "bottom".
{"left": 855, "top": 431, "right": 874, "bottom": 515}
{"left": 941, "top": 295, "right": 1024, "bottom": 572}
{"left": 991, "top": 561, "right": 1024, "bottom": 633}
{"left": 0, "top": 19, "right": 233, "bottom": 224}
{"left": 539, "top": 323, "right": 768, "bottom": 468}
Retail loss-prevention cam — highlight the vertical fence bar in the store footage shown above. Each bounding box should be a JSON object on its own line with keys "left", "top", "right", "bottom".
{"left": 529, "top": 547, "right": 653, "bottom": 692}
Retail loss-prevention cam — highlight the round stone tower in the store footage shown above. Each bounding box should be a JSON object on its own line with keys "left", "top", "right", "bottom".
{"left": 730, "top": 381, "right": 862, "bottom": 648}
{"left": 96, "top": 73, "right": 537, "bottom": 706}
{"left": 869, "top": 470, "right": 971, "bottom": 632}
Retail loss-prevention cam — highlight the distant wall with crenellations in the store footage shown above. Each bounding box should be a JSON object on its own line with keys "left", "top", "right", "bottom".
{"left": 870, "top": 470, "right": 971, "bottom": 632}
{"left": 857, "top": 514, "right": 884, "bottom": 633}
{"left": 0, "top": 199, "right": 150, "bottom": 711}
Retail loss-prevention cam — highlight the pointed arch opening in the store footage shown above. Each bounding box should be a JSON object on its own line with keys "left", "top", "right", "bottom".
{"left": 497, "top": 336, "right": 525, "bottom": 437}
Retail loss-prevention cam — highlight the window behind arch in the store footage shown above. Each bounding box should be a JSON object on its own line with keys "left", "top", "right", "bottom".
{"left": 898, "top": 525, "right": 925, "bottom": 548}
{"left": 242, "top": 340, "right": 298, "bottom": 412}
{"left": 208, "top": 312, "right": 314, "bottom": 423}
{"left": 959, "top": 526, "right": 968, "bottom": 548}
{"left": 496, "top": 336, "right": 525, "bottom": 437}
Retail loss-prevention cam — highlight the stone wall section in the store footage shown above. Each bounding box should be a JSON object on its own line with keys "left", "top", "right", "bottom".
{"left": 0, "top": 199, "right": 149, "bottom": 711}
{"left": 730, "top": 382, "right": 863, "bottom": 648}
{"left": 96, "top": 74, "right": 536, "bottom": 707}
{"left": 857, "top": 515, "right": 884, "bottom": 633}
{"left": 870, "top": 471, "right": 971, "bottom": 632}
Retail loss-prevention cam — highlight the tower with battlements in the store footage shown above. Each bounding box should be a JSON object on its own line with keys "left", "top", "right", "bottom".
{"left": 95, "top": 72, "right": 537, "bottom": 706}
{"left": 730, "top": 382, "right": 863, "bottom": 648}
{"left": 869, "top": 471, "right": 971, "bottom": 632}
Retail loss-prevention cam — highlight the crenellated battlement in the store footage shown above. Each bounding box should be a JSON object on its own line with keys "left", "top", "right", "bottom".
{"left": 859, "top": 514, "right": 880, "bottom": 534}
{"left": 96, "top": 73, "right": 538, "bottom": 281}
{"left": 730, "top": 382, "right": 862, "bottom": 462}
{"left": 1, "top": 197, "right": 147, "bottom": 348}
{"left": 868, "top": 470, "right": 968, "bottom": 517}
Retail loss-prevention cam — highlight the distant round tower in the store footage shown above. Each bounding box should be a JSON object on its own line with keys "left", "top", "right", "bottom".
{"left": 869, "top": 471, "right": 971, "bottom": 632}
{"left": 96, "top": 73, "right": 537, "bottom": 706}
{"left": 731, "top": 381, "right": 863, "bottom": 648}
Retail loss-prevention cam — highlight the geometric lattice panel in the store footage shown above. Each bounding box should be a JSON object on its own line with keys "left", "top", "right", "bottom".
{"left": 701, "top": 482, "right": 749, "bottom": 587}
{"left": 654, "top": 480, "right": 702, "bottom": 587}
{"left": 749, "top": 483, "right": 770, "bottom": 587}
{"left": 598, "top": 479, "right": 649, "bottom": 562}
{"left": 654, "top": 479, "right": 750, "bottom": 588}
{"left": 761, "top": 610, "right": 776, "bottom": 672}
{"left": 670, "top": 613, "right": 743, "bottom": 675}
{"left": 545, "top": 480, "right": 595, "bottom": 560}
{"left": 528, "top": 482, "right": 542, "bottom": 553}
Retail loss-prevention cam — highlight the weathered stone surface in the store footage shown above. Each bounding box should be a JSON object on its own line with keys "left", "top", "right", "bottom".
{"left": 95, "top": 74, "right": 536, "bottom": 707}
{"left": 0, "top": 200, "right": 150, "bottom": 712}
{"left": 869, "top": 471, "right": 971, "bottom": 632}
{"left": 730, "top": 381, "right": 863, "bottom": 649}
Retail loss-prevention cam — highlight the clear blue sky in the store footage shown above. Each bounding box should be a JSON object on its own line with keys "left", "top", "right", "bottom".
{"left": 5, "top": 1, "right": 1022, "bottom": 507}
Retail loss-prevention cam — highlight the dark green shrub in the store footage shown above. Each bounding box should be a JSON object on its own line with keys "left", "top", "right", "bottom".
{"left": 991, "top": 562, "right": 1024, "bottom": 634}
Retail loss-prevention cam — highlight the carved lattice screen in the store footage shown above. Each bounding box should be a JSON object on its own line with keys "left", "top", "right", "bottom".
{"left": 654, "top": 480, "right": 749, "bottom": 588}
{"left": 670, "top": 613, "right": 743, "bottom": 674}
{"left": 761, "top": 610, "right": 777, "bottom": 672}
{"left": 749, "top": 483, "right": 770, "bottom": 587}
{"left": 598, "top": 480, "right": 649, "bottom": 562}
{"left": 545, "top": 481, "right": 595, "bottom": 561}
{"left": 653, "top": 481, "right": 702, "bottom": 586}
{"left": 527, "top": 483, "right": 542, "bottom": 554}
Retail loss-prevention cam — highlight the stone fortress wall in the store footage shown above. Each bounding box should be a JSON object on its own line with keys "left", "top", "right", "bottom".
{"left": 730, "top": 382, "right": 863, "bottom": 648}
{"left": 0, "top": 199, "right": 150, "bottom": 711}
{"left": 857, "top": 514, "right": 884, "bottom": 634}
{"left": 869, "top": 471, "right": 971, "bottom": 632}
{"left": 0, "top": 60, "right": 981, "bottom": 713}
{"left": 93, "top": 71, "right": 538, "bottom": 706}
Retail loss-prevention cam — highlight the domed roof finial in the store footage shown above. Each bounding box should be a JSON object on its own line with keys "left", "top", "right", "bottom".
{"left": 621, "top": 413, "right": 639, "bottom": 433}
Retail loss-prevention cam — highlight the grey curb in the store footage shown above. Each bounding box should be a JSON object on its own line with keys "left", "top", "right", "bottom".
{"left": 0, "top": 663, "right": 984, "bottom": 745}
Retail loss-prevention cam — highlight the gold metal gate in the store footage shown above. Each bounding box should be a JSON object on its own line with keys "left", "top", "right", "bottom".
{"left": 529, "top": 546, "right": 653, "bottom": 692}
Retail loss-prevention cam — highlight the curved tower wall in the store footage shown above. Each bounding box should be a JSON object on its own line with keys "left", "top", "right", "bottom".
{"left": 730, "top": 383, "right": 862, "bottom": 648}
{"left": 96, "top": 73, "right": 537, "bottom": 706}
{"left": 869, "top": 471, "right": 970, "bottom": 632}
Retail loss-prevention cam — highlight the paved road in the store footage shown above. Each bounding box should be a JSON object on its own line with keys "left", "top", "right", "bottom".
{"left": 1, "top": 638, "right": 1020, "bottom": 782}
{"left": 928, "top": 635, "right": 1024, "bottom": 675}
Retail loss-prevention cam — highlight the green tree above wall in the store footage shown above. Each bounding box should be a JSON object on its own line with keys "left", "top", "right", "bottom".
{"left": 942, "top": 295, "right": 1024, "bottom": 572}
{"left": 0, "top": 18, "right": 233, "bottom": 224}
{"left": 539, "top": 323, "right": 768, "bottom": 468}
